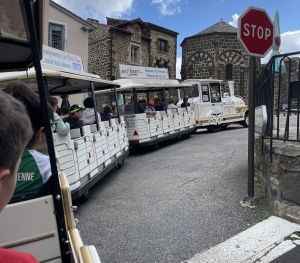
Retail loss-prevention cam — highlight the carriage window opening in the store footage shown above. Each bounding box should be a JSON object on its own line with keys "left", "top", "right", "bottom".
{"left": 225, "top": 64, "right": 233, "bottom": 80}
{"left": 201, "top": 85, "right": 210, "bottom": 102}
{"left": 210, "top": 84, "right": 221, "bottom": 103}
{"left": 123, "top": 92, "right": 135, "bottom": 114}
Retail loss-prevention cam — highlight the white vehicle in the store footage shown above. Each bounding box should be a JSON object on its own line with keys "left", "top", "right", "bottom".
{"left": 0, "top": 63, "right": 129, "bottom": 202}
{"left": 179, "top": 79, "right": 249, "bottom": 132}
{"left": 108, "top": 78, "right": 196, "bottom": 148}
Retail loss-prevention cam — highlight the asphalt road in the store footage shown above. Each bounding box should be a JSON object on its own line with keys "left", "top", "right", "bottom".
{"left": 75, "top": 125, "right": 270, "bottom": 263}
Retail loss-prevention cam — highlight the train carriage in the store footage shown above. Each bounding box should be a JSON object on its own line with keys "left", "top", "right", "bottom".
{"left": 0, "top": 64, "right": 129, "bottom": 201}
{"left": 96, "top": 78, "right": 197, "bottom": 148}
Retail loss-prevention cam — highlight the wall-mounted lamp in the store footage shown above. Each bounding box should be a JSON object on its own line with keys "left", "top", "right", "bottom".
{"left": 80, "top": 26, "right": 93, "bottom": 32}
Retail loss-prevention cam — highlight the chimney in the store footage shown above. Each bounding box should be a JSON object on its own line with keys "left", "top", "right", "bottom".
{"left": 228, "top": 81, "right": 235, "bottom": 97}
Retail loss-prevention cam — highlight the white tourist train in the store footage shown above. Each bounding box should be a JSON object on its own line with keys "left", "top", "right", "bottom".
{"left": 0, "top": 63, "right": 129, "bottom": 202}
{"left": 179, "top": 79, "right": 249, "bottom": 132}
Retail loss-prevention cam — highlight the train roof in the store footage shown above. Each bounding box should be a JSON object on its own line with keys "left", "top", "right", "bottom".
{"left": 0, "top": 63, "right": 119, "bottom": 95}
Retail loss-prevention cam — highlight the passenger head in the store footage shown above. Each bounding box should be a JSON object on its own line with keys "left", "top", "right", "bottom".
{"left": 60, "top": 106, "right": 70, "bottom": 116}
{"left": 56, "top": 107, "right": 61, "bottom": 116}
{"left": 83, "top": 97, "right": 94, "bottom": 109}
{"left": 104, "top": 105, "right": 112, "bottom": 115}
{"left": 50, "top": 96, "right": 58, "bottom": 112}
{"left": 156, "top": 97, "right": 162, "bottom": 104}
{"left": 4, "top": 82, "right": 53, "bottom": 150}
{"left": 0, "top": 90, "right": 33, "bottom": 212}
{"left": 101, "top": 104, "right": 107, "bottom": 113}
{"left": 169, "top": 96, "right": 174, "bottom": 104}
{"left": 70, "top": 104, "right": 84, "bottom": 118}
{"left": 111, "top": 105, "right": 117, "bottom": 115}
{"left": 148, "top": 100, "right": 154, "bottom": 106}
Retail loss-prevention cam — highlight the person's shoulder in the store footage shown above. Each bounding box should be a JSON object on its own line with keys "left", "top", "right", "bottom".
{"left": 0, "top": 248, "right": 38, "bottom": 263}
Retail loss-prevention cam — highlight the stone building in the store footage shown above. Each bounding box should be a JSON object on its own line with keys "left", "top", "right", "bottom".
{"left": 180, "top": 19, "right": 261, "bottom": 104}
{"left": 87, "top": 17, "right": 178, "bottom": 80}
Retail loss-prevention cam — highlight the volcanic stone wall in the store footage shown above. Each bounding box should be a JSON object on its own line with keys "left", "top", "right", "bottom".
{"left": 181, "top": 33, "right": 260, "bottom": 104}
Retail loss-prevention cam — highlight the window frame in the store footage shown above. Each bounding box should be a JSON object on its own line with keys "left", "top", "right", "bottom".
{"left": 48, "top": 22, "right": 66, "bottom": 51}
{"left": 157, "top": 38, "right": 168, "bottom": 52}
{"left": 201, "top": 85, "right": 210, "bottom": 102}
{"left": 131, "top": 45, "right": 140, "bottom": 63}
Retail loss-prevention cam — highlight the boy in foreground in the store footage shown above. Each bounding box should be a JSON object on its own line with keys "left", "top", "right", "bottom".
{"left": 0, "top": 90, "right": 38, "bottom": 262}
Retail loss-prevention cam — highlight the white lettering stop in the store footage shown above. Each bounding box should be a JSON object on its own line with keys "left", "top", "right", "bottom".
{"left": 243, "top": 23, "right": 271, "bottom": 40}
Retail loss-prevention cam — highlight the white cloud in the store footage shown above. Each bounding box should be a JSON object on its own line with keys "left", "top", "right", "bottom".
{"left": 52, "top": 0, "right": 135, "bottom": 22}
{"left": 176, "top": 57, "right": 182, "bottom": 79}
{"left": 229, "top": 14, "right": 239, "bottom": 28}
{"left": 261, "top": 31, "right": 300, "bottom": 64}
{"left": 150, "top": 0, "right": 181, "bottom": 16}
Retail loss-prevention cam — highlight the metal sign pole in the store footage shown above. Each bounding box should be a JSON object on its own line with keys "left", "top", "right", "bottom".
{"left": 244, "top": 56, "right": 257, "bottom": 206}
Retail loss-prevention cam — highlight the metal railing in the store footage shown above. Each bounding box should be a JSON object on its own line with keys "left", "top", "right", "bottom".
{"left": 255, "top": 51, "right": 300, "bottom": 159}
{"left": 48, "top": 37, "right": 66, "bottom": 51}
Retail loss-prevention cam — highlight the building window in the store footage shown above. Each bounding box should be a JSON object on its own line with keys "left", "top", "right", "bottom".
{"left": 156, "top": 60, "right": 160, "bottom": 68}
{"left": 163, "top": 62, "right": 168, "bottom": 68}
{"left": 132, "top": 28, "right": 140, "bottom": 41}
{"left": 131, "top": 45, "right": 140, "bottom": 63}
{"left": 225, "top": 63, "right": 233, "bottom": 80}
{"left": 158, "top": 39, "right": 167, "bottom": 52}
{"left": 48, "top": 23, "right": 65, "bottom": 51}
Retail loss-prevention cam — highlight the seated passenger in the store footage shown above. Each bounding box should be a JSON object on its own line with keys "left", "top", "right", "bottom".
{"left": 4, "top": 82, "right": 53, "bottom": 195}
{"left": 138, "top": 100, "right": 146, "bottom": 113}
{"left": 60, "top": 106, "right": 70, "bottom": 119}
{"left": 0, "top": 90, "right": 39, "bottom": 263}
{"left": 146, "top": 100, "right": 156, "bottom": 112}
{"left": 167, "top": 96, "right": 178, "bottom": 111}
{"left": 50, "top": 97, "right": 70, "bottom": 136}
{"left": 101, "top": 105, "right": 113, "bottom": 121}
{"left": 154, "top": 97, "right": 165, "bottom": 111}
{"left": 81, "top": 97, "right": 101, "bottom": 124}
{"left": 111, "top": 105, "right": 118, "bottom": 118}
{"left": 181, "top": 96, "right": 190, "bottom": 108}
{"left": 63, "top": 104, "right": 85, "bottom": 129}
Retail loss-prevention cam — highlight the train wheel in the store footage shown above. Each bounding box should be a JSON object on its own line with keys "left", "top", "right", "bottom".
{"left": 116, "top": 159, "right": 125, "bottom": 170}
{"left": 182, "top": 133, "right": 191, "bottom": 139}
{"left": 241, "top": 113, "right": 249, "bottom": 128}
{"left": 207, "top": 125, "right": 221, "bottom": 133}
{"left": 80, "top": 190, "right": 90, "bottom": 203}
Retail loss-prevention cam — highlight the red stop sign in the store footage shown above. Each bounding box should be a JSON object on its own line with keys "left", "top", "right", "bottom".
{"left": 237, "top": 6, "right": 274, "bottom": 57}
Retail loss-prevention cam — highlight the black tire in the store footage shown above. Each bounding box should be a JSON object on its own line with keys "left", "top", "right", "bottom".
{"left": 116, "top": 159, "right": 124, "bottom": 170}
{"left": 80, "top": 190, "right": 90, "bottom": 203}
{"left": 241, "top": 113, "right": 249, "bottom": 128}
{"left": 182, "top": 133, "right": 191, "bottom": 139}
{"left": 207, "top": 125, "right": 221, "bottom": 133}
{"left": 151, "top": 143, "right": 160, "bottom": 151}
{"left": 221, "top": 125, "right": 228, "bottom": 131}
{"left": 192, "top": 128, "right": 198, "bottom": 134}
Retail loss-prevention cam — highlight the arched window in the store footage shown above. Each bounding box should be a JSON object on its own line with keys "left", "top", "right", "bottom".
{"left": 225, "top": 63, "right": 233, "bottom": 80}
{"left": 133, "top": 28, "right": 139, "bottom": 40}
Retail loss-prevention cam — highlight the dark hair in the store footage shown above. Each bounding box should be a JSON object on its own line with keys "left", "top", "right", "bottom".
{"left": 84, "top": 97, "right": 94, "bottom": 108}
{"left": 0, "top": 90, "right": 32, "bottom": 172}
{"left": 104, "top": 105, "right": 112, "bottom": 115}
{"left": 50, "top": 96, "right": 58, "bottom": 107}
{"left": 56, "top": 108, "right": 62, "bottom": 116}
{"left": 5, "top": 82, "right": 53, "bottom": 139}
{"left": 60, "top": 106, "right": 70, "bottom": 115}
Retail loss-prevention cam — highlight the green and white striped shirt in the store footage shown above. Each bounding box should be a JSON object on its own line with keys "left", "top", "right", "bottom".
{"left": 15, "top": 148, "right": 52, "bottom": 194}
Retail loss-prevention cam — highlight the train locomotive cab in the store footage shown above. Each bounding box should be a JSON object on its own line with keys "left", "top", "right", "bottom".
{"left": 180, "top": 79, "right": 249, "bottom": 132}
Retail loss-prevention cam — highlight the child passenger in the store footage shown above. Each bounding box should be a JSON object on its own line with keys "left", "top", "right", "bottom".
{"left": 81, "top": 97, "right": 101, "bottom": 124}
{"left": 0, "top": 90, "right": 39, "bottom": 262}
{"left": 63, "top": 104, "right": 85, "bottom": 129}
{"left": 4, "top": 82, "right": 54, "bottom": 195}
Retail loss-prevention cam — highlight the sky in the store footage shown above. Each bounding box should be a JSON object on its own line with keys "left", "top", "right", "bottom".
{"left": 53, "top": 0, "right": 300, "bottom": 78}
